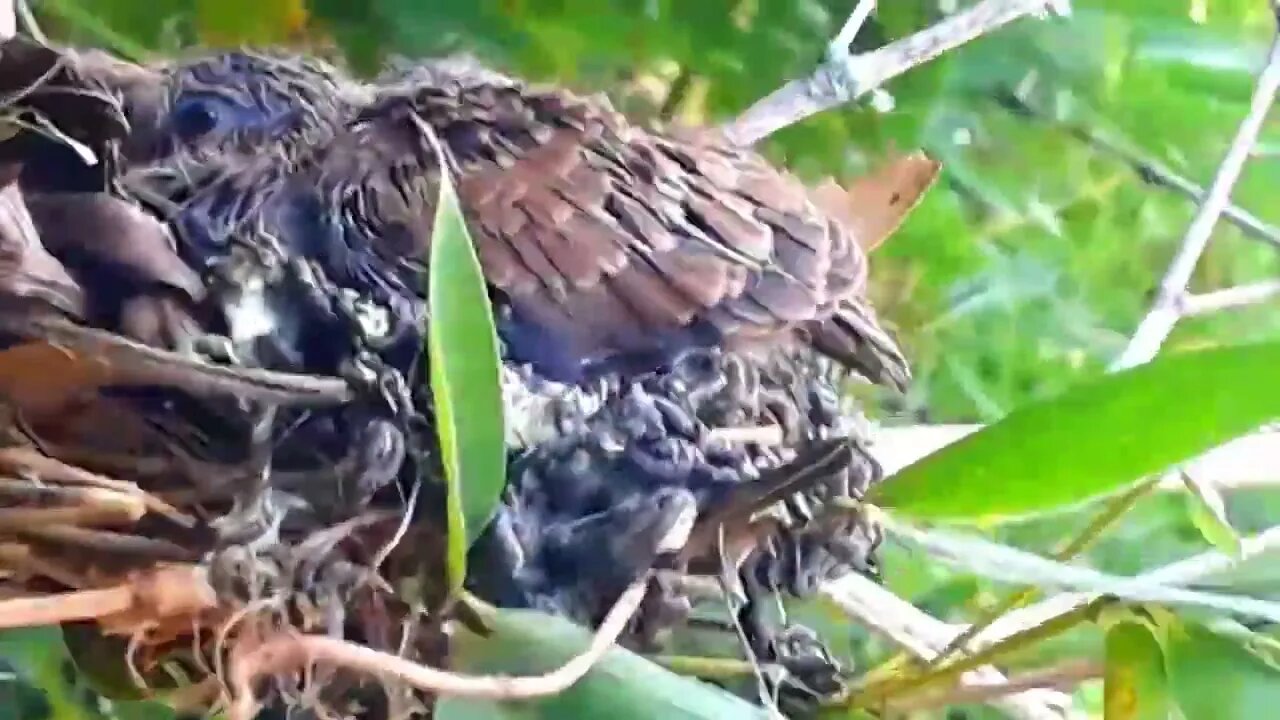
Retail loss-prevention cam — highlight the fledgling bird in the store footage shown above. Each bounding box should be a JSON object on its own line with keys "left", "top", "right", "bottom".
{"left": 25, "top": 41, "right": 359, "bottom": 170}
{"left": 124, "top": 48, "right": 359, "bottom": 165}
{"left": 0, "top": 36, "right": 131, "bottom": 325}
{"left": 0, "top": 36, "right": 364, "bottom": 350}
{"left": 0, "top": 38, "right": 396, "bottom": 519}
{"left": 164, "top": 59, "right": 930, "bottom": 398}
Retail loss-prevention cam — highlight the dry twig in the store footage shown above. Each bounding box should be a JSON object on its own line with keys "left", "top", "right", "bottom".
{"left": 0, "top": 446, "right": 191, "bottom": 524}
{"left": 0, "top": 314, "right": 353, "bottom": 406}
{"left": 0, "top": 563, "right": 216, "bottom": 630}
{"left": 1112, "top": 14, "right": 1280, "bottom": 370}
{"left": 722, "top": 0, "right": 1071, "bottom": 145}
{"left": 889, "top": 660, "right": 1100, "bottom": 712}
{"left": 995, "top": 89, "right": 1280, "bottom": 250}
{"left": 821, "top": 573, "right": 1072, "bottom": 720}
{"left": 1178, "top": 279, "right": 1280, "bottom": 317}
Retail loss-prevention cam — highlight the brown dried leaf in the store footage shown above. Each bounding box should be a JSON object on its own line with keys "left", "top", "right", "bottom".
{"left": 0, "top": 340, "right": 112, "bottom": 418}
{"left": 811, "top": 150, "right": 941, "bottom": 253}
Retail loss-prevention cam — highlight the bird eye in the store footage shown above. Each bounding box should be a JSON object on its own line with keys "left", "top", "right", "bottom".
{"left": 170, "top": 97, "right": 221, "bottom": 141}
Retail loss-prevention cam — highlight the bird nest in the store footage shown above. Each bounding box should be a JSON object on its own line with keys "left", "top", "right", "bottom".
{"left": 0, "top": 34, "right": 929, "bottom": 719}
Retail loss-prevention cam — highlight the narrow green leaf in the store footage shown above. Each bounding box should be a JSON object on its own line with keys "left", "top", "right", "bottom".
{"left": 436, "top": 608, "right": 769, "bottom": 720}
{"left": 427, "top": 172, "right": 507, "bottom": 590}
{"left": 869, "top": 342, "right": 1280, "bottom": 519}
{"left": 1165, "top": 620, "right": 1280, "bottom": 720}
{"left": 1180, "top": 472, "right": 1243, "bottom": 557}
{"left": 1104, "top": 622, "right": 1170, "bottom": 720}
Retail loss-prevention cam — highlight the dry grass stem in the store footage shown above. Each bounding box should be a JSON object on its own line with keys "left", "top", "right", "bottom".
{"left": 227, "top": 573, "right": 654, "bottom": 719}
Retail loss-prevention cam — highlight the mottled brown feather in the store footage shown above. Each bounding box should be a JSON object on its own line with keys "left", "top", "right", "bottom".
{"left": 24, "top": 193, "right": 202, "bottom": 300}
{"left": 170, "top": 65, "right": 923, "bottom": 386}
{"left": 0, "top": 186, "right": 84, "bottom": 316}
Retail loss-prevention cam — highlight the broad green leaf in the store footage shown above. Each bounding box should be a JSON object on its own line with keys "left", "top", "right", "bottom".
{"left": 0, "top": 628, "right": 95, "bottom": 720}
{"left": 436, "top": 607, "right": 768, "bottom": 720}
{"left": 1180, "top": 472, "right": 1243, "bottom": 557}
{"left": 1104, "top": 622, "right": 1169, "bottom": 720}
{"left": 1165, "top": 620, "right": 1280, "bottom": 719}
{"left": 869, "top": 342, "right": 1280, "bottom": 519}
{"left": 34, "top": 0, "right": 166, "bottom": 59}
{"left": 427, "top": 171, "right": 507, "bottom": 590}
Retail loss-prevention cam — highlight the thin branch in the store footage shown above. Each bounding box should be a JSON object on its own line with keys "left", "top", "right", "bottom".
{"left": 15, "top": 0, "right": 46, "bottom": 44}
{"left": 821, "top": 523, "right": 1280, "bottom": 715}
{"left": 1111, "top": 24, "right": 1280, "bottom": 371}
{"left": 0, "top": 314, "right": 353, "bottom": 406}
{"left": 0, "top": 446, "right": 191, "bottom": 525}
{"left": 0, "top": 564, "right": 216, "bottom": 630}
{"left": 885, "top": 517, "right": 1280, "bottom": 623}
{"left": 995, "top": 89, "right": 1280, "bottom": 250}
{"left": 889, "top": 660, "right": 1101, "bottom": 712}
{"left": 828, "top": 0, "right": 878, "bottom": 57}
{"left": 853, "top": 597, "right": 1107, "bottom": 709}
{"left": 969, "top": 523, "right": 1280, "bottom": 648}
{"left": 930, "top": 477, "right": 1155, "bottom": 667}
{"left": 0, "top": 499, "right": 144, "bottom": 531}
{"left": 820, "top": 573, "right": 1073, "bottom": 720}
{"left": 1178, "top": 279, "right": 1280, "bottom": 317}
{"left": 722, "top": 0, "right": 1070, "bottom": 145}
{"left": 0, "top": 586, "right": 134, "bottom": 629}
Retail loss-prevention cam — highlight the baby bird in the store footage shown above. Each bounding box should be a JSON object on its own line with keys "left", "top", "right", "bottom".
{"left": 166, "top": 58, "right": 921, "bottom": 395}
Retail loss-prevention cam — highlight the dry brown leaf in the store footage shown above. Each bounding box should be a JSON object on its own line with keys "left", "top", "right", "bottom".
{"left": 0, "top": 340, "right": 112, "bottom": 419}
{"left": 811, "top": 150, "right": 941, "bottom": 253}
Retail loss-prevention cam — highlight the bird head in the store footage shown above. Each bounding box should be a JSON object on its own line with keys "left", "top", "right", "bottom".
{"left": 136, "top": 50, "right": 356, "bottom": 163}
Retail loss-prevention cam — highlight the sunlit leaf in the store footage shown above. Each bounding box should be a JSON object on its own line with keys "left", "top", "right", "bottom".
{"left": 870, "top": 342, "right": 1280, "bottom": 519}
{"left": 1181, "top": 471, "right": 1243, "bottom": 557}
{"left": 0, "top": 628, "right": 95, "bottom": 720}
{"left": 427, "top": 170, "right": 507, "bottom": 591}
{"left": 1104, "top": 621, "right": 1169, "bottom": 720}
{"left": 436, "top": 607, "right": 769, "bottom": 720}
{"left": 1165, "top": 620, "right": 1280, "bottom": 720}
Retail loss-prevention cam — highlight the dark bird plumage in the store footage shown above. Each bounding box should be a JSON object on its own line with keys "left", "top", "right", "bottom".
{"left": 0, "top": 38, "right": 362, "bottom": 350}
{"left": 472, "top": 348, "right": 880, "bottom": 709}
{"left": 0, "top": 42, "right": 921, "bottom": 716}
{"left": 123, "top": 49, "right": 358, "bottom": 164}
{"left": 162, "top": 66, "right": 912, "bottom": 392}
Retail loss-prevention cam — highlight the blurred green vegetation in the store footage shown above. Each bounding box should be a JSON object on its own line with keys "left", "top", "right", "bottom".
{"left": 10, "top": 1, "right": 1280, "bottom": 719}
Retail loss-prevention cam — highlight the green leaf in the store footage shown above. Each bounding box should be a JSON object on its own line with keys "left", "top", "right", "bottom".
{"left": 1180, "top": 472, "right": 1243, "bottom": 557}
{"left": 1104, "top": 622, "right": 1169, "bottom": 720}
{"left": 436, "top": 607, "right": 768, "bottom": 720}
{"left": 869, "top": 342, "right": 1280, "bottom": 519}
{"left": 427, "top": 170, "right": 507, "bottom": 591}
{"left": 194, "top": 0, "right": 307, "bottom": 46}
{"left": 0, "top": 628, "right": 95, "bottom": 720}
{"left": 1165, "top": 620, "right": 1280, "bottom": 719}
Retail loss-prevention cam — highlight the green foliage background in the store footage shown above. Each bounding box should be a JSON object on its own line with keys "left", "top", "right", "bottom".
{"left": 11, "top": 1, "right": 1280, "bottom": 718}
